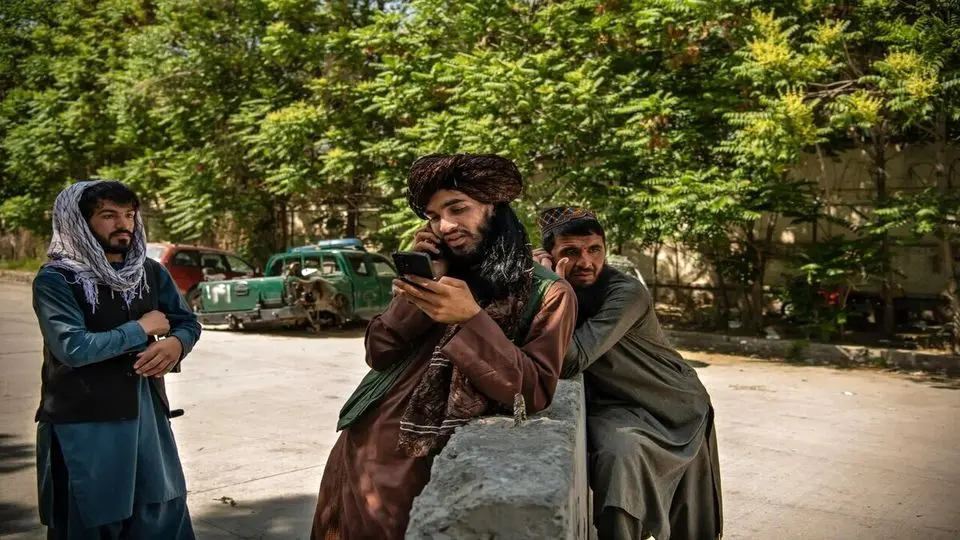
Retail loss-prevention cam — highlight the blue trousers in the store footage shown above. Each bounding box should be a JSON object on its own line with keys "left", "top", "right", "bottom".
{"left": 46, "top": 431, "right": 195, "bottom": 540}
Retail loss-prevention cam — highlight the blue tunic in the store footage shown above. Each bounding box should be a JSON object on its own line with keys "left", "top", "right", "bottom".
{"left": 33, "top": 263, "right": 200, "bottom": 533}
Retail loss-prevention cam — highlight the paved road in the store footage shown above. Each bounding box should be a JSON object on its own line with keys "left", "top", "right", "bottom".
{"left": 2, "top": 281, "right": 959, "bottom": 539}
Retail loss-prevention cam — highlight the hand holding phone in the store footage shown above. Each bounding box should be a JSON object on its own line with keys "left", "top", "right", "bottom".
{"left": 392, "top": 251, "right": 436, "bottom": 285}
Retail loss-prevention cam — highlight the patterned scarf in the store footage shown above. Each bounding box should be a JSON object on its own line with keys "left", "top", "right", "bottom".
{"left": 397, "top": 292, "right": 526, "bottom": 458}
{"left": 45, "top": 181, "right": 149, "bottom": 312}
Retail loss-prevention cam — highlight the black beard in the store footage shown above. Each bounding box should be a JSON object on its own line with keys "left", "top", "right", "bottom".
{"left": 433, "top": 204, "right": 533, "bottom": 339}
{"left": 441, "top": 221, "right": 492, "bottom": 273}
{"left": 442, "top": 220, "right": 495, "bottom": 302}
{"left": 573, "top": 265, "right": 613, "bottom": 326}
{"left": 95, "top": 232, "right": 132, "bottom": 255}
{"left": 440, "top": 203, "right": 533, "bottom": 307}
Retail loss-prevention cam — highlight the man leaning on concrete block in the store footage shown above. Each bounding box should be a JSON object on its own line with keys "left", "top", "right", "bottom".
{"left": 535, "top": 206, "right": 723, "bottom": 540}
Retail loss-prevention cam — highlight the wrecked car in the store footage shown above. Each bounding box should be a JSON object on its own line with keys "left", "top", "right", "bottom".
{"left": 195, "top": 246, "right": 397, "bottom": 331}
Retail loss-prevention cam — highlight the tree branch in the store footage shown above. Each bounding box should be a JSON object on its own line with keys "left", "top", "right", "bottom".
{"left": 808, "top": 80, "right": 856, "bottom": 97}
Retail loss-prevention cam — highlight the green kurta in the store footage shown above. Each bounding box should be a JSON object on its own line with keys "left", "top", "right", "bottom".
{"left": 562, "top": 267, "right": 722, "bottom": 540}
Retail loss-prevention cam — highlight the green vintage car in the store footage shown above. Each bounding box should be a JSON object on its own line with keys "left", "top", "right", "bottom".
{"left": 195, "top": 245, "right": 398, "bottom": 331}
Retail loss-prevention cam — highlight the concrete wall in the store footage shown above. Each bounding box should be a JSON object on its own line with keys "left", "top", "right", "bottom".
{"left": 406, "top": 377, "right": 592, "bottom": 540}
{"left": 624, "top": 144, "right": 960, "bottom": 301}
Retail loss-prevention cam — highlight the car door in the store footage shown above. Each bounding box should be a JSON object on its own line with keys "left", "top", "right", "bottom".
{"left": 342, "top": 251, "right": 381, "bottom": 320}
{"left": 368, "top": 253, "right": 398, "bottom": 311}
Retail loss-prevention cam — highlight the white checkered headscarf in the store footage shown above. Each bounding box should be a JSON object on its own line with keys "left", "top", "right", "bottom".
{"left": 46, "top": 180, "right": 149, "bottom": 312}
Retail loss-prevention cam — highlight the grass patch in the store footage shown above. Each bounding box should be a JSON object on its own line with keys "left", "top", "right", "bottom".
{"left": 786, "top": 339, "right": 810, "bottom": 363}
{"left": 0, "top": 257, "right": 44, "bottom": 272}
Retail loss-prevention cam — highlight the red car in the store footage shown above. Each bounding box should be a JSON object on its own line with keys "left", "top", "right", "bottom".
{"left": 146, "top": 243, "right": 259, "bottom": 309}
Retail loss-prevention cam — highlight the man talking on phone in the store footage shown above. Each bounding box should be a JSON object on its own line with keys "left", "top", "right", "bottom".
{"left": 310, "top": 154, "right": 577, "bottom": 540}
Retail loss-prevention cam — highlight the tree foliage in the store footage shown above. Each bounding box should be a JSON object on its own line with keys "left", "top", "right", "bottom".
{"left": 1, "top": 0, "right": 957, "bottom": 334}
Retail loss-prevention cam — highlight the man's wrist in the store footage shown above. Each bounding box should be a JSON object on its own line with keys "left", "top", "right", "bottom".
{"left": 166, "top": 335, "right": 186, "bottom": 360}
{"left": 454, "top": 303, "right": 483, "bottom": 325}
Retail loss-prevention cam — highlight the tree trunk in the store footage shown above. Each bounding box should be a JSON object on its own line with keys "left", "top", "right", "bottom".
{"left": 345, "top": 176, "right": 363, "bottom": 238}
{"left": 750, "top": 280, "right": 764, "bottom": 333}
{"left": 933, "top": 116, "right": 956, "bottom": 281}
{"left": 706, "top": 244, "right": 732, "bottom": 329}
{"left": 748, "top": 215, "right": 778, "bottom": 333}
{"left": 345, "top": 207, "right": 359, "bottom": 238}
{"left": 932, "top": 116, "right": 958, "bottom": 352}
{"left": 742, "top": 227, "right": 769, "bottom": 333}
{"left": 652, "top": 242, "right": 661, "bottom": 304}
{"left": 250, "top": 199, "right": 280, "bottom": 266}
{"left": 673, "top": 242, "right": 682, "bottom": 305}
{"left": 715, "top": 269, "right": 731, "bottom": 329}
{"left": 873, "top": 137, "right": 896, "bottom": 335}
{"left": 278, "top": 201, "right": 289, "bottom": 250}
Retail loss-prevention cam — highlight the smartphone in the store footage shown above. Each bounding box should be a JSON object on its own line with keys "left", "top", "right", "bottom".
{"left": 392, "top": 251, "right": 436, "bottom": 281}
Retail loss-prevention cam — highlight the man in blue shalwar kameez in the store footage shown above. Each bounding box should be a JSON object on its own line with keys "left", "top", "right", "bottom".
{"left": 32, "top": 180, "right": 201, "bottom": 539}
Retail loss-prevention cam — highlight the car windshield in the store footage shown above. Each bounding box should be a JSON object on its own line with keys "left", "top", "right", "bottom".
{"left": 146, "top": 246, "right": 164, "bottom": 261}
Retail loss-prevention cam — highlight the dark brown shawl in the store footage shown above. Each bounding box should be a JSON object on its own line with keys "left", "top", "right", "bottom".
{"left": 397, "top": 297, "right": 522, "bottom": 458}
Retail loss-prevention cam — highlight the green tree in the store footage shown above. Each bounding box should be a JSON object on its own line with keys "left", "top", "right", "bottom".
{"left": 1, "top": 0, "right": 142, "bottom": 233}
{"left": 825, "top": 0, "right": 960, "bottom": 334}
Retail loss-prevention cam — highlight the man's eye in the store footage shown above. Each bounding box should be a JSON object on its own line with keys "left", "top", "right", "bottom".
{"left": 450, "top": 206, "right": 466, "bottom": 215}
{"left": 589, "top": 246, "right": 602, "bottom": 253}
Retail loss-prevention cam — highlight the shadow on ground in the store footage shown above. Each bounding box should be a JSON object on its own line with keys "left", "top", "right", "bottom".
{"left": 192, "top": 494, "right": 316, "bottom": 540}
{"left": 903, "top": 373, "right": 960, "bottom": 390}
{"left": 0, "top": 433, "right": 40, "bottom": 535}
{"left": 0, "top": 501, "right": 38, "bottom": 536}
{"left": 0, "top": 433, "right": 33, "bottom": 474}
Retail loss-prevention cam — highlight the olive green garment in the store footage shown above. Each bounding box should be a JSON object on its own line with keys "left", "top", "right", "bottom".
{"left": 562, "top": 267, "right": 723, "bottom": 540}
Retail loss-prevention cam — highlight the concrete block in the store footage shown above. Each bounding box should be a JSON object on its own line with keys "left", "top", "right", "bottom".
{"left": 407, "top": 377, "right": 590, "bottom": 540}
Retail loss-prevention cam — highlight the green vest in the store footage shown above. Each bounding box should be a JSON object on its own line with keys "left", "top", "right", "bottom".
{"left": 336, "top": 264, "right": 560, "bottom": 431}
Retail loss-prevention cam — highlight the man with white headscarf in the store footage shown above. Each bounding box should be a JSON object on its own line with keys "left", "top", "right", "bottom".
{"left": 32, "top": 180, "right": 201, "bottom": 539}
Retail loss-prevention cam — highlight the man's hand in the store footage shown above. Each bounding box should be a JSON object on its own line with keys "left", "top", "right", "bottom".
{"left": 134, "top": 338, "right": 183, "bottom": 377}
{"left": 392, "top": 276, "right": 481, "bottom": 324}
{"left": 532, "top": 248, "right": 571, "bottom": 279}
{"left": 413, "top": 224, "right": 441, "bottom": 256}
{"left": 533, "top": 248, "right": 553, "bottom": 270}
{"left": 137, "top": 310, "right": 170, "bottom": 336}
{"left": 412, "top": 224, "right": 449, "bottom": 278}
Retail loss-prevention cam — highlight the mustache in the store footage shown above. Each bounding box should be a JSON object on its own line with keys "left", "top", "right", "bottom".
{"left": 110, "top": 230, "right": 133, "bottom": 237}
{"left": 442, "top": 228, "right": 477, "bottom": 241}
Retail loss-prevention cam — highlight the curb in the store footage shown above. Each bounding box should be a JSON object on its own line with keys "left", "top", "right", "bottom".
{"left": 0, "top": 269, "right": 35, "bottom": 284}
{"left": 667, "top": 329, "right": 960, "bottom": 376}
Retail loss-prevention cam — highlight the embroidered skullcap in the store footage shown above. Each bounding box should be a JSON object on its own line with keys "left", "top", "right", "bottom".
{"left": 406, "top": 154, "right": 523, "bottom": 218}
{"left": 537, "top": 206, "right": 600, "bottom": 238}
